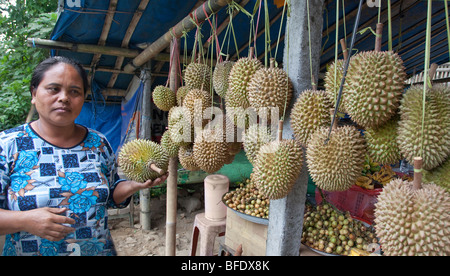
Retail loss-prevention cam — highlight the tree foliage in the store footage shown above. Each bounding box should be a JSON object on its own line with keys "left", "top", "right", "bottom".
{"left": 0, "top": 0, "right": 58, "bottom": 131}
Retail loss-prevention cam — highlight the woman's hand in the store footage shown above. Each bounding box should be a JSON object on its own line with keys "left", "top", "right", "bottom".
{"left": 113, "top": 173, "right": 169, "bottom": 205}
{"left": 22, "top": 207, "right": 75, "bottom": 241}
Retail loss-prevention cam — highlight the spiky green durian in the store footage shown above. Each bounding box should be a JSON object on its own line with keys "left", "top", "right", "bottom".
{"left": 365, "top": 117, "right": 401, "bottom": 165}
{"left": 178, "top": 144, "right": 200, "bottom": 171}
{"left": 345, "top": 51, "right": 406, "bottom": 128}
{"left": 118, "top": 139, "right": 169, "bottom": 182}
{"left": 290, "top": 90, "right": 333, "bottom": 147}
{"left": 193, "top": 128, "right": 229, "bottom": 173}
{"left": 242, "top": 124, "right": 273, "bottom": 165}
{"left": 184, "top": 62, "right": 211, "bottom": 91}
{"left": 160, "top": 130, "right": 179, "bottom": 158}
{"left": 251, "top": 139, "right": 303, "bottom": 199}
{"left": 176, "top": 86, "right": 190, "bottom": 106}
{"left": 213, "top": 60, "right": 234, "bottom": 98}
{"left": 374, "top": 179, "right": 450, "bottom": 256}
{"left": 307, "top": 126, "right": 367, "bottom": 191}
{"left": 152, "top": 85, "right": 176, "bottom": 111}
{"left": 423, "top": 157, "right": 450, "bottom": 192}
{"left": 397, "top": 84, "right": 450, "bottom": 170}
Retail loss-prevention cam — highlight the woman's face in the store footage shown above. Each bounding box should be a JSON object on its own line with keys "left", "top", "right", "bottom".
{"left": 31, "top": 63, "right": 85, "bottom": 128}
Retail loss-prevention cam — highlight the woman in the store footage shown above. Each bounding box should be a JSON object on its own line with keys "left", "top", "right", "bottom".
{"left": 0, "top": 56, "right": 168, "bottom": 256}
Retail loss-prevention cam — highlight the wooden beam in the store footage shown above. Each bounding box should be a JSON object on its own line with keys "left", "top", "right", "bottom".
{"left": 123, "top": 0, "right": 231, "bottom": 73}
{"left": 107, "top": 0, "right": 151, "bottom": 88}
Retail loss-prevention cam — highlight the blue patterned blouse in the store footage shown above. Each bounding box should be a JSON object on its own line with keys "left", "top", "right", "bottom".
{"left": 0, "top": 123, "right": 129, "bottom": 256}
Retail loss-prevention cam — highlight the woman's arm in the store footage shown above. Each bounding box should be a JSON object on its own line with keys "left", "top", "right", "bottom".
{"left": 112, "top": 174, "right": 169, "bottom": 205}
{"left": 0, "top": 207, "right": 75, "bottom": 241}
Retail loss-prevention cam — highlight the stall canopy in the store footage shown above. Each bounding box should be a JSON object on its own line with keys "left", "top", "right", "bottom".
{"left": 32, "top": 0, "right": 450, "bottom": 151}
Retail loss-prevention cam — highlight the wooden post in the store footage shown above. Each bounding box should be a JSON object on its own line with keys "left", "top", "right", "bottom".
{"left": 139, "top": 62, "right": 152, "bottom": 230}
{"left": 166, "top": 38, "right": 181, "bottom": 256}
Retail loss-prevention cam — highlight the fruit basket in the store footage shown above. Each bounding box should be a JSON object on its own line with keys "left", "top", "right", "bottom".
{"left": 301, "top": 202, "right": 380, "bottom": 256}
{"left": 222, "top": 179, "right": 270, "bottom": 225}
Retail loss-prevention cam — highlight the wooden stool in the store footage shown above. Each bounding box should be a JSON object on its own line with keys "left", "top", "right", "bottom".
{"left": 190, "top": 213, "right": 226, "bottom": 256}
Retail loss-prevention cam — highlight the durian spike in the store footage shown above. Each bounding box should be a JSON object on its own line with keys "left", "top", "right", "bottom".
{"left": 278, "top": 120, "right": 284, "bottom": 141}
{"left": 340, "top": 38, "right": 348, "bottom": 60}
{"left": 150, "top": 163, "right": 165, "bottom": 175}
{"left": 413, "top": 157, "right": 423, "bottom": 191}
{"left": 375, "top": 23, "right": 383, "bottom": 52}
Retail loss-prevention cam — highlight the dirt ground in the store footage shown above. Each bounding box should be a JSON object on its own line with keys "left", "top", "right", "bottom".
{"left": 109, "top": 187, "right": 215, "bottom": 256}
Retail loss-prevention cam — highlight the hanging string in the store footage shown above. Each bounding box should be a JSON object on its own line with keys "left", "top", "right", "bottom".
{"left": 264, "top": 0, "right": 272, "bottom": 66}
{"left": 421, "top": 0, "right": 433, "bottom": 159}
{"left": 333, "top": 0, "right": 340, "bottom": 103}
{"left": 388, "top": 0, "right": 392, "bottom": 51}
{"left": 274, "top": 0, "right": 288, "bottom": 62}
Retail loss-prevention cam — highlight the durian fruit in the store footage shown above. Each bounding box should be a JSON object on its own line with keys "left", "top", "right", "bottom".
{"left": 306, "top": 125, "right": 367, "bottom": 191}
{"left": 168, "top": 106, "right": 193, "bottom": 147}
{"left": 182, "top": 88, "right": 212, "bottom": 127}
{"left": 213, "top": 60, "right": 234, "bottom": 98}
{"left": 365, "top": 116, "right": 402, "bottom": 165}
{"left": 118, "top": 139, "right": 169, "bottom": 183}
{"left": 397, "top": 84, "right": 450, "bottom": 170}
{"left": 324, "top": 59, "right": 350, "bottom": 113}
{"left": 184, "top": 62, "right": 211, "bottom": 91}
{"left": 290, "top": 90, "right": 333, "bottom": 147}
{"left": 242, "top": 124, "right": 272, "bottom": 165}
{"left": 152, "top": 85, "right": 176, "bottom": 111}
{"left": 247, "top": 58, "right": 293, "bottom": 122}
{"left": 225, "top": 51, "right": 262, "bottom": 128}
{"left": 374, "top": 174, "right": 450, "bottom": 256}
{"left": 423, "top": 157, "right": 450, "bottom": 192}
{"left": 345, "top": 51, "right": 406, "bottom": 129}
{"left": 176, "top": 86, "right": 190, "bottom": 106}
{"left": 160, "top": 130, "right": 179, "bottom": 158}
{"left": 251, "top": 139, "right": 303, "bottom": 199}
{"left": 178, "top": 144, "right": 200, "bottom": 171}
{"left": 193, "top": 128, "right": 229, "bottom": 173}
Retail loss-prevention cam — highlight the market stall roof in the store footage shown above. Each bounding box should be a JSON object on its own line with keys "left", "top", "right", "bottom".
{"left": 34, "top": 0, "right": 450, "bottom": 103}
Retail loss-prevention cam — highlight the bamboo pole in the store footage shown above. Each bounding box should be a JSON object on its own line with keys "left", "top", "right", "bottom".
{"left": 166, "top": 38, "right": 181, "bottom": 256}
{"left": 123, "top": 0, "right": 231, "bottom": 73}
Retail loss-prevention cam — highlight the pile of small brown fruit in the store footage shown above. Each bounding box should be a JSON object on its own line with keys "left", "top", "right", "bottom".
{"left": 301, "top": 202, "right": 378, "bottom": 256}
{"left": 223, "top": 178, "right": 270, "bottom": 219}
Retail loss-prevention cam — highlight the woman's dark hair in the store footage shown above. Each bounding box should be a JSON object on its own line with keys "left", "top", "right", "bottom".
{"left": 30, "top": 56, "right": 89, "bottom": 95}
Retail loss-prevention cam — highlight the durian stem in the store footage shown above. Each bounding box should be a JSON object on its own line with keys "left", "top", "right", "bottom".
{"left": 269, "top": 58, "right": 275, "bottom": 69}
{"left": 330, "top": 108, "right": 338, "bottom": 130}
{"left": 340, "top": 38, "right": 348, "bottom": 60}
{"left": 428, "top": 63, "right": 438, "bottom": 85}
{"left": 249, "top": 46, "right": 254, "bottom": 59}
{"left": 374, "top": 23, "right": 383, "bottom": 52}
{"left": 413, "top": 157, "right": 423, "bottom": 190}
{"left": 278, "top": 120, "right": 284, "bottom": 141}
{"left": 150, "top": 163, "right": 165, "bottom": 175}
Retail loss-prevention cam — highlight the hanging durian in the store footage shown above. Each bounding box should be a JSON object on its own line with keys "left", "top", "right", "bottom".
{"left": 182, "top": 88, "right": 212, "bottom": 127}
{"left": 247, "top": 58, "right": 293, "bottom": 122}
{"left": 423, "top": 157, "right": 450, "bottom": 192}
{"left": 176, "top": 86, "right": 190, "bottom": 106}
{"left": 306, "top": 125, "right": 367, "bottom": 191}
{"left": 242, "top": 124, "right": 272, "bottom": 165}
{"left": 226, "top": 48, "right": 262, "bottom": 128}
{"left": 178, "top": 144, "right": 200, "bottom": 171}
{"left": 374, "top": 157, "right": 450, "bottom": 256}
{"left": 118, "top": 139, "right": 169, "bottom": 183}
{"left": 397, "top": 84, "right": 450, "bottom": 170}
{"left": 184, "top": 62, "right": 211, "bottom": 91}
{"left": 193, "top": 128, "right": 229, "bottom": 173}
{"left": 365, "top": 116, "right": 402, "bottom": 165}
{"left": 152, "top": 85, "right": 176, "bottom": 112}
{"left": 290, "top": 90, "right": 333, "bottom": 147}
{"left": 213, "top": 59, "right": 234, "bottom": 98}
{"left": 168, "top": 106, "right": 192, "bottom": 147}
{"left": 251, "top": 138, "right": 303, "bottom": 200}
{"left": 345, "top": 24, "right": 406, "bottom": 129}
{"left": 160, "top": 130, "right": 179, "bottom": 158}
